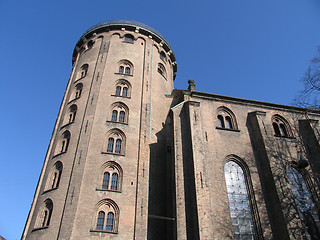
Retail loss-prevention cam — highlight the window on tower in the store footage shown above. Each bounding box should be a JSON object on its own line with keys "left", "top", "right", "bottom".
{"left": 44, "top": 161, "right": 63, "bottom": 192}
{"left": 76, "top": 64, "right": 89, "bottom": 80}
{"left": 55, "top": 131, "right": 70, "bottom": 156}
{"left": 92, "top": 199, "right": 119, "bottom": 233}
{"left": 103, "top": 129, "right": 126, "bottom": 155}
{"left": 117, "top": 60, "right": 133, "bottom": 76}
{"left": 157, "top": 63, "right": 167, "bottom": 79}
{"left": 108, "top": 102, "right": 129, "bottom": 124}
{"left": 33, "top": 199, "right": 53, "bottom": 230}
{"left": 113, "top": 80, "right": 131, "bottom": 98}
{"left": 123, "top": 34, "right": 134, "bottom": 43}
{"left": 98, "top": 161, "right": 122, "bottom": 192}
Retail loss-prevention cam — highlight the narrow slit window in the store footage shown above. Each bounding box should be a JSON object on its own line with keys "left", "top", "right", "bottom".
{"left": 107, "top": 138, "right": 114, "bottom": 153}
{"left": 106, "top": 212, "right": 114, "bottom": 231}
{"left": 125, "top": 67, "right": 130, "bottom": 75}
{"left": 111, "top": 173, "right": 118, "bottom": 190}
{"left": 115, "top": 86, "right": 121, "bottom": 96}
{"left": 218, "top": 115, "right": 225, "bottom": 128}
{"left": 111, "top": 110, "right": 118, "bottom": 122}
{"left": 96, "top": 211, "right": 105, "bottom": 230}
{"left": 102, "top": 172, "right": 110, "bottom": 189}
{"left": 122, "top": 87, "right": 128, "bottom": 97}
{"left": 119, "top": 111, "right": 125, "bottom": 123}
{"left": 115, "top": 139, "right": 122, "bottom": 154}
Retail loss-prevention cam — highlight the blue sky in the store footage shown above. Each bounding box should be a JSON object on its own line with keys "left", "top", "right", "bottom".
{"left": 1, "top": 0, "right": 320, "bottom": 239}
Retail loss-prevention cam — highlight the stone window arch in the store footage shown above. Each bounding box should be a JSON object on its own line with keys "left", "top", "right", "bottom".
{"left": 108, "top": 102, "right": 129, "bottom": 124}
{"left": 272, "top": 115, "right": 292, "bottom": 137}
{"left": 34, "top": 199, "right": 53, "bottom": 229}
{"left": 103, "top": 129, "right": 126, "bottom": 155}
{"left": 45, "top": 161, "right": 63, "bottom": 192}
{"left": 92, "top": 199, "right": 119, "bottom": 233}
{"left": 56, "top": 131, "right": 70, "bottom": 155}
{"left": 157, "top": 62, "right": 167, "bottom": 79}
{"left": 77, "top": 64, "right": 89, "bottom": 80}
{"left": 117, "top": 60, "right": 133, "bottom": 75}
{"left": 98, "top": 161, "right": 123, "bottom": 192}
{"left": 72, "top": 83, "right": 83, "bottom": 101}
{"left": 113, "top": 79, "right": 131, "bottom": 98}
{"left": 123, "top": 34, "right": 134, "bottom": 43}
{"left": 287, "top": 166, "right": 320, "bottom": 238}
{"left": 217, "top": 107, "right": 238, "bottom": 130}
{"left": 64, "top": 104, "right": 77, "bottom": 125}
{"left": 224, "top": 155, "right": 263, "bottom": 239}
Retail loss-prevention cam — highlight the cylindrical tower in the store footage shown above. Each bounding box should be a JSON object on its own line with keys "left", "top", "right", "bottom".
{"left": 22, "top": 20, "right": 177, "bottom": 240}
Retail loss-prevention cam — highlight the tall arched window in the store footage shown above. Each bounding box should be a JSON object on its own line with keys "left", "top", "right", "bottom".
{"left": 70, "top": 83, "right": 83, "bottom": 101}
{"left": 114, "top": 139, "right": 122, "bottom": 154}
{"left": 217, "top": 107, "right": 238, "bottom": 130}
{"left": 224, "top": 159, "right": 260, "bottom": 239}
{"left": 93, "top": 199, "right": 119, "bottom": 233}
{"left": 99, "top": 161, "right": 123, "bottom": 192}
{"left": 287, "top": 167, "right": 320, "bottom": 239}
{"left": 35, "top": 199, "right": 53, "bottom": 229}
{"left": 45, "top": 161, "right": 63, "bottom": 191}
{"left": 107, "top": 138, "right": 114, "bottom": 153}
{"left": 272, "top": 115, "right": 292, "bottom": 137}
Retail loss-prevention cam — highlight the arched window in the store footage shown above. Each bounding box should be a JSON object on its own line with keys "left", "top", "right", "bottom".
{"left": 87, "top": 40, "right": 95, "bottom": 49}
{"left": 64, "top": 104, "right": 77, "bottom": 125}
{"left": 113, "top": 79, "right": 131, "bottom": 98}
{"left": 107, "top": 138, "right": 114, "bottom": 153}
{"left": 122, "top": 87, "right": 128, "bottom": 97}
{"left": 56, "top": 131, "right": 70, "bottom": 155}
{"left": 93, "top": 199, "right": 119, "bottom": 233}
{"left": 74, "top": 83, "right": 83, "bottom": 100}
{"left": 110, "top": 173, "right": 118, "bottom": 190}
{"left": 115, "top": 139, "right": 122, "bottom": 154}
{"left": 224, "top": 157, "right": 262, "bottom": 239}
{"left": 104, "top": 129, "right": 126, "bottom": 155}
{"left": 119, "top": 111, "right": 125, "bottom": 123}
{"left": 45, "top": 161, "right": 63, "bottom": 191}
{"left": 99, "top": 161, "right": 123, "bottom": 192}
{"left": 157, "top": 63, "right": 167, "bottom": 79}
{"left": 287, "top": 167, "right": 320, "bottom": 238}
{"left": 160, "top": 51, "right": 167, "bottom": 62}
{"left": 96, "top": 211, "right": 105, "bottom": 230}
{"left": 35, "top": 199, "right": 53, "bottom": 229}
{"left": 108, "top": 102, "right": 129, "bottom": 124}
{"left": 111, "top": 110, "right": 118, "bottom": 122}
{"left": 115, "top": 86, "right": 121, "bottom": 96}
{"left": 123, "top": 34, "right": 134, "bottom": 43}
{"left": 77, "top": 64, "right": 89, "bottom": 79}
{"left": 217, "top": 107, "right": 238, "bottom": 130}
{"left": 106, "top": 212, "right": 115, "bottom": 231}
{"left": 117, "top": 60, "right": 133, "bottom": 75}
{"left": 272, "top": 115, "right": 292, "bottom": 137}
{"left": 125, "top": 67, "right": 130, "bottom": 75}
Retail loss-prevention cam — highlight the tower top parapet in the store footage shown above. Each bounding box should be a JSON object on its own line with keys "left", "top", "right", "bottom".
{"left": 73, "top": 20, "right": 177, "bottom": 74}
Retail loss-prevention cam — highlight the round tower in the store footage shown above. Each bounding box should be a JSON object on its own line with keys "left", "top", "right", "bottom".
{"left": 22, "top": 20, "right": 177, "bottom": 240}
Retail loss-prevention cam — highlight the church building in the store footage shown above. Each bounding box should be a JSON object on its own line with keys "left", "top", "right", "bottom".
{"left": 22, "top": 20, "right": 320, "bottom": 240}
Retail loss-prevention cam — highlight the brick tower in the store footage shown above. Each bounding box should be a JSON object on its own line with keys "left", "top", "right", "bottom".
{"left": 22, "top": 20, "right": 177, "bottom": 240}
